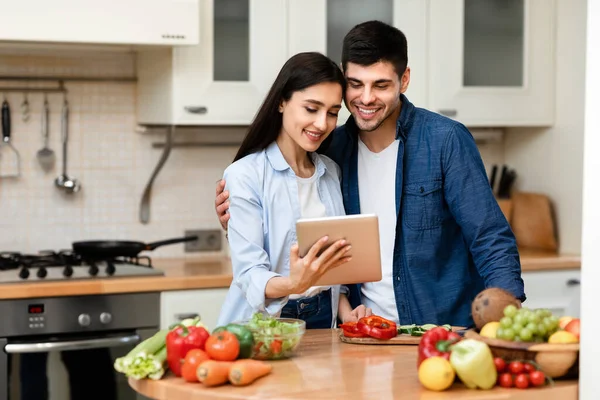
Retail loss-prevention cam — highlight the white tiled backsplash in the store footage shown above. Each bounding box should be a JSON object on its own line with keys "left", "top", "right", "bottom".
{"left": 0, "top": 49, "right": 503, "bottom": 257}
{"left": 0, "top": 49, "right": 236, "bottom": 257}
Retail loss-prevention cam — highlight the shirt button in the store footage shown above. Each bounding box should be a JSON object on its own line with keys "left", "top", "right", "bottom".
{"left": 420, "top": 186, "right": 424, "bottom": 193}
{"left": 300, "top": 303, "right": 306, "bottom": 310}
{"left": 397, "top": 276, "right": 400, "bottom": 281}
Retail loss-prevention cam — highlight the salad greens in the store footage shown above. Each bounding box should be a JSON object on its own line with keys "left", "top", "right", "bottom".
{"left": 245, "top": 313, "right": 304, "bottom": 360}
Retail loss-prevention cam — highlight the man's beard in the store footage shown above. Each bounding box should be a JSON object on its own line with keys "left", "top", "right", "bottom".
{"left": 355, "top": 107, "right": 392, "bottom": 132}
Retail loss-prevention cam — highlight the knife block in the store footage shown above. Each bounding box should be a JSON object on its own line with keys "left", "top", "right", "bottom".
{"left": 497, "top": 192, "right": 558, "bottom": 252}
{"left": 497, "top": 199, "right": 513, "bottom": 222}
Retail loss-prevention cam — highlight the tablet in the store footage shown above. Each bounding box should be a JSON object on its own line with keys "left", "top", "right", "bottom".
{"left": 295, "top": 214, "right": 382, "bottom": 286}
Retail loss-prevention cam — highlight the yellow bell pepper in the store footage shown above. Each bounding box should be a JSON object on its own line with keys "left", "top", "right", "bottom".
{"left": 449, "top": 339, "right": 497, "bottom": 390}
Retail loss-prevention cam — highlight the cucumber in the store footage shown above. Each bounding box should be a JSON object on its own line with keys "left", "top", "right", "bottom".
{"left": 420, "top": 324, "right": 438, "bottom": 331}
{"left": 442, "top": 324, "right": 452, "bottom": 331}
{"left": 398, "top": 324, "right": 417, "bottom": 334}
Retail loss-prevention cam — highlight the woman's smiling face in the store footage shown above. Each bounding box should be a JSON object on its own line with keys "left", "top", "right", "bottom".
{"left": 279, "top": 81, "right": 343, "bottom": 152}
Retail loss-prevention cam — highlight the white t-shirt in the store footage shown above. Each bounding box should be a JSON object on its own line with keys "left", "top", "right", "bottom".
{"left": 289, "top": 170, "right": 330, "bottom": 299}
{"left": 357, "top": 137, "right": 400, "bottom": 323}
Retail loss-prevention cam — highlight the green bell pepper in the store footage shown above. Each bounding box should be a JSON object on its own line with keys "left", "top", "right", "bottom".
{"left": 449, "top": 339, "right": 497, "bottom": 390}
{"left": 213, "top": 324, "right": 254, "bottom": 359}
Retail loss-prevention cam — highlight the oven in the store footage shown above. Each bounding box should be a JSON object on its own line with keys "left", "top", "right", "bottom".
{"left": 0, "top": 293, "right": 160, "bottom": 400}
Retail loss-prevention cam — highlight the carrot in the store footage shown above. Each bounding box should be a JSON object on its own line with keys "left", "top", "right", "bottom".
{"left": 228, "top": 359, "right": 273, "bottom": 386}
{"left": 196, "top": 360, "right": 234, "bottom": 387}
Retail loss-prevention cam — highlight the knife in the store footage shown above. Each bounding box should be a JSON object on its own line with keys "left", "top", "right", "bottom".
{"left": 489, "top": 165, "right": 498, "bottom": 190}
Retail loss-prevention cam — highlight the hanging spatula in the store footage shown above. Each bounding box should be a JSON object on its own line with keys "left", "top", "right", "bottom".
{"left": 0, "top": 99, "right": 21, "bottom": 178}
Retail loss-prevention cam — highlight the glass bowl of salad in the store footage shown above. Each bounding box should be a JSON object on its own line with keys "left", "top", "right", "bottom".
{"left": 234, "top": 313, "right": 306, "bottom": 360}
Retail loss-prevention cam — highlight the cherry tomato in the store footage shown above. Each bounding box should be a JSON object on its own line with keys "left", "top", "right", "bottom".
{"left": 205, "top": 331, "right": 240, "bottom": 361}
{"left": 498, "top": 372, "right": 513, "bottom": 388}
{"left": 181, "top": 349, "right": 210, "bottom": 382}
{"left": 529, "top": 370, "right": 546, "bottom": 387}
{"left": 508, "top": 361, "right": 525, "bottom": 375}
{"left": 270, "top": 339, "right": 282, "bottom": 355}
{"left": 515, "top": 373, "right": 530, "bottom": 389}
{"left": 523, "top": 362, "right": 536, "bottom": 373}
{"left": 494, "top": 357, "right": 506, "bottom": 373}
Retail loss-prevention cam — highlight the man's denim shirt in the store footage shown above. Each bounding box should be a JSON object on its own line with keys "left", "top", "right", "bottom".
{"left": 322, "top": 94, "right": 525, "bottom": 327}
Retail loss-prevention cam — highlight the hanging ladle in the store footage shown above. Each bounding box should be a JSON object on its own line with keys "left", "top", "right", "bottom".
{"left": 55, "top": 96, "right": 80, "bottom": 193}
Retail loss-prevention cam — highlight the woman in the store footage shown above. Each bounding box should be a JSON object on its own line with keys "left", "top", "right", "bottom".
{"left": 217, "top": 52, "right": 364, "bottom": 328}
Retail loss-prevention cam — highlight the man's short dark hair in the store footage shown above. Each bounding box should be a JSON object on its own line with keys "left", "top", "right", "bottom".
{"left": 341, "top": 20, "right": 408, "bottom": 79}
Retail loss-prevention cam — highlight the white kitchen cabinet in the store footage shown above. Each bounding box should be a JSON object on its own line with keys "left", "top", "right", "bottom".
{"left": 161, "top": 288, "right": 229, "bottom": 331}
{"left": 137, "top": 0, "right": 287, "bottom": 125}
{"left": 287, "top": 0, "right": 426, "bottom": 125}
{"left": 288, "top": 0, "right": 555, "bottom": 128}
{"left": 521, "top": 270, "right": 581, "bottom": 318}
{"left": 0, "top": 0, "right": 199, "bottom": 46}
{"left": 427, "top": 0, "right": 556, "bottom": 127}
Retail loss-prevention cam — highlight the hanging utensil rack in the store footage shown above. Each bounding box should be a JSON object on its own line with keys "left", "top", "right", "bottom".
{"left": 0, "top": 75, "right": 136, "bottom": 93}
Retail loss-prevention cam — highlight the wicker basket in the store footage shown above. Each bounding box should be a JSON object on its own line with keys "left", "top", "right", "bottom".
{"left": 464, "top": 330, "right": 579, "bottom": 378}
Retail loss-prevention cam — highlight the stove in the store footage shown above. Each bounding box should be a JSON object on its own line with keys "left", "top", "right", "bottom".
{"left": 0, "top": 250, "right": 165, "bottom": 284}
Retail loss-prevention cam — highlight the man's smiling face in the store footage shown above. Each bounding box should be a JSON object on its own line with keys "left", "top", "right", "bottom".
{"left": 344, "top": 61, "right": 409, "bottom": 132}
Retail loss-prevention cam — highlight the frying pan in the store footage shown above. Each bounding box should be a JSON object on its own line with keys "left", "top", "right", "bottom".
{"left": 72, "top": 236, "right": 198, "bottom": 258}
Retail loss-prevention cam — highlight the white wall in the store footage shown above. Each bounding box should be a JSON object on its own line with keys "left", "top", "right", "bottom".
{"left": 580, "top": 0, "right": 599, "bottom": 397}
{"left": 503, "top": 0, "right": 587, "bottom": 255}
{"left": 0, "top": 48, "right": 235, "bottom": 258}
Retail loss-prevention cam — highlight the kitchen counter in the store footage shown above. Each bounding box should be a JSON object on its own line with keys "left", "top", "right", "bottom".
{"left": 0, "top": 249, "right": 579, "bottom": 300}
{"left": 0, "top": 257, "right": 232, "bottom": 300}
{"left": 128, "top": 329, "right": 578, "bottom": 400}
{"left": 519, "top": 249, "right": 581, "bottom": 271}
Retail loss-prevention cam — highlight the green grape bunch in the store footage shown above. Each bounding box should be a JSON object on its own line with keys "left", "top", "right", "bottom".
{"left": 495, "top": 305, "right": 560, "bottom": 342}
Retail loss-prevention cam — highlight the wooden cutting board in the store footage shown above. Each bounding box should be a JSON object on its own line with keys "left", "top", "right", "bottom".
{"left": 338, "top": 327, "right": 466, "bottom": 345}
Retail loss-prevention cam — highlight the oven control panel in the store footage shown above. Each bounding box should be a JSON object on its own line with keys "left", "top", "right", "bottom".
{"left": 0, "top": 293, "right": 160, "bottom": 338}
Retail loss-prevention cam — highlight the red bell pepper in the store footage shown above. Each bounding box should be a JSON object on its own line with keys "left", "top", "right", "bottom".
{"left": 357, "top": 316, "right": 397, "bottom": 340}
{"left": 166, "top": 325, "right": 210, "bottom": 377}
{"left": 339, "top": 322, "right": 368, "bottom": 338}
{"left": 417, "top": 326, "right": 461, "bottom": 367}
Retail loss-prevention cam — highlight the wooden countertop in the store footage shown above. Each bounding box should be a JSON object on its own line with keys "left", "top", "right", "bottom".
{"left": 519, "top": 249, "right": 580, "bottom": 272}
{"left": 128, "top": 330, "right": 578, "bottom": 400}
{"left": 0, "top": 257, "right": 232, "bottom": 300}
{"left": 0, "top": 249, "right": 579, "bottom": 300}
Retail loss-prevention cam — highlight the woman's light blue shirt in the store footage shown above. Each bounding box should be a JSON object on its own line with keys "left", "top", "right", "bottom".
{"left": 217, "top": 141, "right": 346, "bottom": 327}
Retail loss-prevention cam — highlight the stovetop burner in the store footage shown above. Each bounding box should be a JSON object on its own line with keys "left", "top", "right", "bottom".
{"left": 0, "top": 250, "right": 164, "bottom": 284}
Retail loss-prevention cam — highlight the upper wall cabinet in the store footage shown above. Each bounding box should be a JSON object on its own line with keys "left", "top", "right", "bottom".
{"left": 137, "top": 0, "right": 287, "bottom": 125}
{"left": 427, "top": 0, "right": 556, "bottom": 127}
{"left": 288, "top": 0, "right": 556, "bottom": 128}
{"left": 287, "top": 0, "right": 426, "bottom": 126}
{"left": 0, "top": 0, "right": 199, "bottom": 46}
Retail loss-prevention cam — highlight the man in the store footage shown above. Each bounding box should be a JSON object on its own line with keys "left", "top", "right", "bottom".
{"left": 215, "top": 20, "right": 525, "bottom": 327}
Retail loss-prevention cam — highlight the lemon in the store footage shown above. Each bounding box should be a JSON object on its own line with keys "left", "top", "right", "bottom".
{"left": 480, "top": 322, "right": 500, "bottom": 338}
{"left": 418, "top": 356, "right": 455, "bottom": 391}
{"left": 548, "top": 330, "right": 579, "bottom": 344}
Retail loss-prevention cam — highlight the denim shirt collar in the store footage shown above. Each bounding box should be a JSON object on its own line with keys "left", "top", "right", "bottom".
{"left": 343, "top": 94, "right": 416, "bottom": 143}
{"left": 265, "top": 141, "right": 327, "bottom": 177}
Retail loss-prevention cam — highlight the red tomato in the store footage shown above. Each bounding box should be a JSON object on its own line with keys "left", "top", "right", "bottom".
{"left": 205, "top": 331, "right": 240, "bottom": 361}
{"left": 494, "top": 357, "right": 506, "bottom": 373}
{"left": 523, "top": 362, "right": 536, "bottom": 373}
{"left": 498, "top": 373, "right": 514, "bottom": 388}
{"left": 270, "top": 339, "right": 282, "bottom": 355}
{"left": 529, "top": 370, "right": 546, "bottom": 387}
{"left": 508, "top": 361, "right": 524, "bottom": 375}
{"left": 514, "top": 373, "right": 530, "bottom": 389}
{"left": 564, "top": 319, "right": 581, "bottom": 339}
{"left": 181, "top": 349, "right": 210, "bottom": 382}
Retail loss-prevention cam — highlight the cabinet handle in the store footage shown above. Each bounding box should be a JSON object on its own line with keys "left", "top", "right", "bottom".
{"left": 566, "top": 279, "right": 580, "bottom": 286}
{"left": 184, "top": 106, "right": 208, "bottom": 115}
{"left": 438, "top": 109, "right": 457, "bottom": 117}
